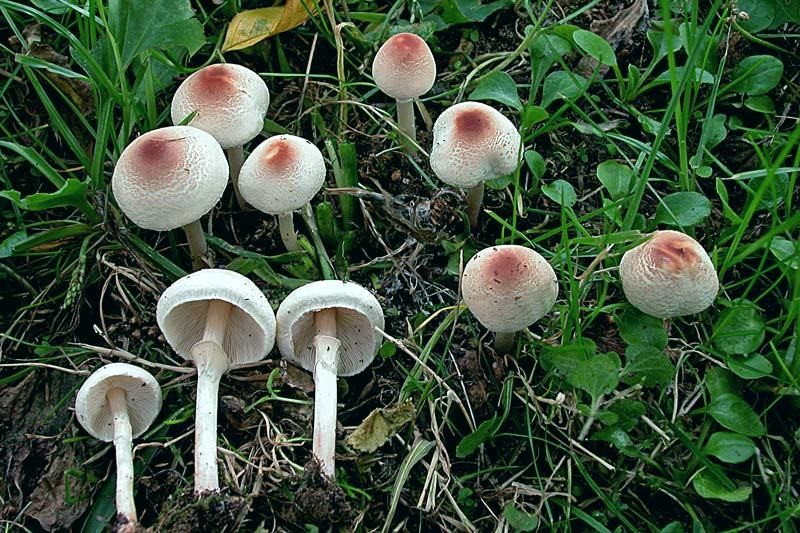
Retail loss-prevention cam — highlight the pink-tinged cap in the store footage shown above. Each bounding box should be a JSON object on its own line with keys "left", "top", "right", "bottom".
{"left": 430, "top": 101, "right": 521, "bottom": 188}
{"left": 171, "top": 64, "right": 270, "bottom": 149}
{"left": 619, "top": 230, "right": 719, "bottom": 318}
{"left": 238, "top": 135, "right": 326, "bottom": 215}
{"left": 372, "top": 33, "right": 436, "bottom": 101}
{"left": 461, "top": 245, "right": 558, "bottom": 333}
{"left": 112, "top": 126, "right": 228, "bottom": 231}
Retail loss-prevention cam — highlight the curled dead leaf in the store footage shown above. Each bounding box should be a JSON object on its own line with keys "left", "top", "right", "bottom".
{"left": 345, "top": 400, "right": 415, "bottom": 453}
{"left": 222, "top": 0, "right": 316, "bottom": 52}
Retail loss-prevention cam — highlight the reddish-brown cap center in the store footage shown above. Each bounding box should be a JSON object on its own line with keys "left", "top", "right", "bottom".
{"left": 190, "top": 64, "right": 239, "bottom": 105}
{"left": 261, "top": 138, "right": 296, "bottom": 172}
{"left": 128, "top": 133, "right": 185, "bottom": 185}
{"left": 481, "top": 248, "right": 532, "bottom": 291}
{"left": 454, "top": 108, "right": 491, "bottom": 142}
{"left": 649, "top": 233, "right": 700, "bottom": 273}
{"left": 384, "top": 33, "right": 426, "bottom": 65}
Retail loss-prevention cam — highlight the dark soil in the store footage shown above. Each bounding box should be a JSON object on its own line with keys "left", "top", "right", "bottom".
{"left": 156, "top": 490, "right": 250, "bottom": 532}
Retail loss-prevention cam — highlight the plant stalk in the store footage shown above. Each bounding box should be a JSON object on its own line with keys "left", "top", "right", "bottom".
{"left": 227, "top": 145, "right": 247, "bottom": 210}
{"left": 313, "top": 308, "right": 340, "bottom": 478}
{"left": 191, "top": 299, "right": 232, "bottom": 494}
{"left": 278, "top": 212, "right": 300, "bottom": 252}
{"left": 466, "top": 182, "right": 485, "bottom": 229}
{"left": 107, "top": 387, "right": 136, "bottom": 523}
{"left": 182, "top": 220, "right": 209, "bottom": 271}
{"left": 396, "top": 98, "right": 417, "bottom": 156}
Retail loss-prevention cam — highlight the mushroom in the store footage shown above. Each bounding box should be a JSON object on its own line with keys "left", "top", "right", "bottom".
{"left": 372, "top": 33, "right": 436, "bottom": 155}
{"left": 619, "top": 230, "right": 719, "bottom": 318}
{"left": 430, "top": 101, "right": 522, "bottom": 228}
{"left": 171, "top": 63, "right": 270, "bottom": 209}
{"left": 276, "top": 280, "right": 384, "bottom": 477}
{"left": 75, "top": 363, "right": 162, "bottom": 528}
{"left": 156, "top": 269, "right": 276, "bottom": 493}
{"left": 461, "top": 245, "right": 558, "bottom": 353}
{"left": 112, "top": 125, "right": 229, "bottom": 271}
{"left": 238, "top": 134, "right": 326, "bottom": 252}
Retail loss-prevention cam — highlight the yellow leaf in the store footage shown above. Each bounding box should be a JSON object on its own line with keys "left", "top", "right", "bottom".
{"left": 222, "top": 0, "right": 315, "bottom": 52}
{"left": 345, "top": 400, "right": 416, "bottom": 453}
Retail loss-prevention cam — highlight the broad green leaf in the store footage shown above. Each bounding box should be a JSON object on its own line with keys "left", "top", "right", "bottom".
{"left": 593, "top": 426, "right": 633, "bottom": 450}
{"left": 438, "top": 0, "right": 512, "bottom": 24}
{"left": 726, "top": 353, "right": 773, "bottom": 380}
{"left": 524, "top": 150, "right": 546, "bottom": 180}
{"left": 730, "top": 55, "right": 784, "bottom": 96}
{"left": 570, "top": 352, "right": 621, "bottom": 402}
{"left": 541, "top": 71, "right": 589, "bottom": 108}
{"left": 692, "top": 470, "right": 752, "bottom": 502}
{"left": 345, "top": 400, "right": 415, "bottom": 453}
{"left": 609, "top": 399, "right": 645, "bottom": 431}
{"left": 573, "top": 29, "right": 617, "bottom": 66}
{"left": 646, "top": 30, "right": 682, "bottom": 61}
{"left": 654, "top": 191, "right": 711, "bottom": 226}
{"left": 222, "top": 0, "right": 315, "bottom": 52}
{"left": 0, "top": 231, "right": 28, "bottom": 259}
{"left": 770, "top": 236, "right": 798, "bottom": 269}
{"left": 596, "top": 160, "right": 634, "bottom": 200}
{"left": 622, "top": 344, "right": 675, "bottom": 387}
{"left": 541, "top": 180, "right": 577, "bottom": 207}
{"left": 503, "top": 503, "right": 538, "bottom": 531}
{"left": 456, "top": 378, "right": 512, "bottom": 457}
{"left": 528, "top": 33, "right": 572, "bottom": 100}
{"left": 736, "top": 0, "right": 776, "bottom": 32}
{"left": 520, "top": 106, "right": 549, "bottom": 132}
{"left": 107, "top": 0, "right": 205, "bottom": 69}
{"left": 744, "top": 95, "right": 775, "bottom": 114}
{"left": 713, "top": 300, "right": 765, "bottom": 355}
{"left": 617, "top": 308, "right": 668, "bottom": 349}
{"left": 655, "top": 66, "right": 715, "bottom": 85}
{"left": 0, "top": 179, "right": 98, "bottom": 223}
{"left": 705, "top": 367, "right": 740, "bottom": 401}
{"left": 704, "top": 113, "right": 727, "bottom": 149}
{"left": 707, "top": 392, "right": 765, "bottom": 436}
{"left": 541, "top": 340, "right": 595, "bottom": 378}
{"left": 703, "top": 432, "right": 756, "bottom": 464}
{"left": 469, "top": 71, "right": 522, "bottom": 111}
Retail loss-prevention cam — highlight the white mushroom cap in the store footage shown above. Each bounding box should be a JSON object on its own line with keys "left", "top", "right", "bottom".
{"left": 156, "top": 269, "right": 276, "bottom": 366}
{"left": 276, "top": 280, "right": 385, "bottom": 376}
{"left": 462, "top": 245, "right": 558, "bottom": 333}
{"left": 75, "top": 363, "right": 162, "bottom": 442}
{"left": 372, "top": 33, "right": 436, "bottom": 101}
{"left": 170, "top": 63, "right": 270, "bottom": 149}
{"left": 238, "top": 135, "right": 326, "bottom": 215}
{"left": 619, "top": 230, "right": 719, "bottom": 318}
{"left": 430, "top": 101, "right": 521, "bottom": 189}
{"left": 112, "top": 126, "right": 228, "bottom": 231}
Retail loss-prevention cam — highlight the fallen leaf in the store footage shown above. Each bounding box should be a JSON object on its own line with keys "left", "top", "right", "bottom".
{"left": 222, "top": 0, "right": 316, "bottom": 52}
{"left": 346, "top": 400, "right": 415, "bottom": 453}
{"left": 577, "top": 0, "right": 649, "bottom": 77}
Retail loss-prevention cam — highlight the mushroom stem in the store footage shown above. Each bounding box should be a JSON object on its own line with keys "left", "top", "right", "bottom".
{"left": 190, "top": 299, "right": 232, "bottom": 494}
{"left": 182, "top": 220, "right": 210, "bottom": 271}
{"left": 466, "top": 182, "right": 485, "bottom": 229}
{"left": 278, "top": 212, "right": 300, "bottom": 252}
{"left": 227, "top": 145, "right": 247, "bottom": 210}
{"left": 312, "top": 307, "right": 340, "bottom": 478}
{"left": 107, "top": 387, "right": 137, "bottom": 523}
{"left": 494, "top": 331, "right": 516, "bottom": 354}
{"left": 396, "top": 99, "right": 417, "bottom": 156}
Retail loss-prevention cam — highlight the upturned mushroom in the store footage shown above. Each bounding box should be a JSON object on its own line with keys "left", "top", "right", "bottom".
{"left": 75, "top": 363, "right": 162, "bottom": 529}
{"left": 430, "top": 101, "right": 522, "bottom": 228}
{"left": 112, "top": 125, "right": 229, "bottom": 271}
{"left": 171, "top": 63, "right": 270, "bottom": 209}
{"left": 461, "top": 245, "right": 558, "bottom": 353}
{"left": 276, "top": 280, "right": 385, "bottom": 478}
{"left": 238, "top": 135, "right": 326, "bottom": 251}
{"left": 156, "top": 269, "right": 276, "bottom": 493}
{"left": 619, "top": 230, "right": 719, "bottom": 318}
{"left": 372, "top": 32, "right": 436, "bottom": 155}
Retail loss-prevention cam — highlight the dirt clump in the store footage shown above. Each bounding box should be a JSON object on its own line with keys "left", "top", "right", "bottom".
{"left": 293, "top": 459, "right": 353, "bottom": 526}
{"left": 156, "top": 490, "right": 250, "bottom": 532}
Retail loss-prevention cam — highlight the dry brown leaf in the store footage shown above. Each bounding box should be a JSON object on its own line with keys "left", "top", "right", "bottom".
{"left": 345, "top": 400, "right": 415, "bottom": 453}
{"left": 222, "top": 0, "right": 316, "bottom": 52}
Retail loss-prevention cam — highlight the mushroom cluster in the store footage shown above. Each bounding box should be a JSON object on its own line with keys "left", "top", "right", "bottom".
{"left": 70, "top": 31, "right": 723, "bottom": 526}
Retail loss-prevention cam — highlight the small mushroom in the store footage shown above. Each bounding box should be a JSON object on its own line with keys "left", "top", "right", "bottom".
{"left": 112, "top": 125, "right": 229, "bottom": 271}
{"left": 171, "top": 63, "right": 270, "bottom": 209}
{"left": 238, "top": 135, "right": 325, "bottom": 251}
{"left": 430, "top": 101, "right": 521, "bottom": 228}
{"left": 619, "top": 230, "right": 719, "bottom": 318}
{"left": 276, "top": 280, "right": 385, "bottom": 478}
{"left": 461, "top": 245, "right": 558, "bottom": 353}
{"left": 75, "top": 363, "right": 162, "bottom": 528}
{"left": 156, "top": 269, "right": 276, "bottom": 493}
{"left": 372, "top": 33, "right": 436, "bottom": 155}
